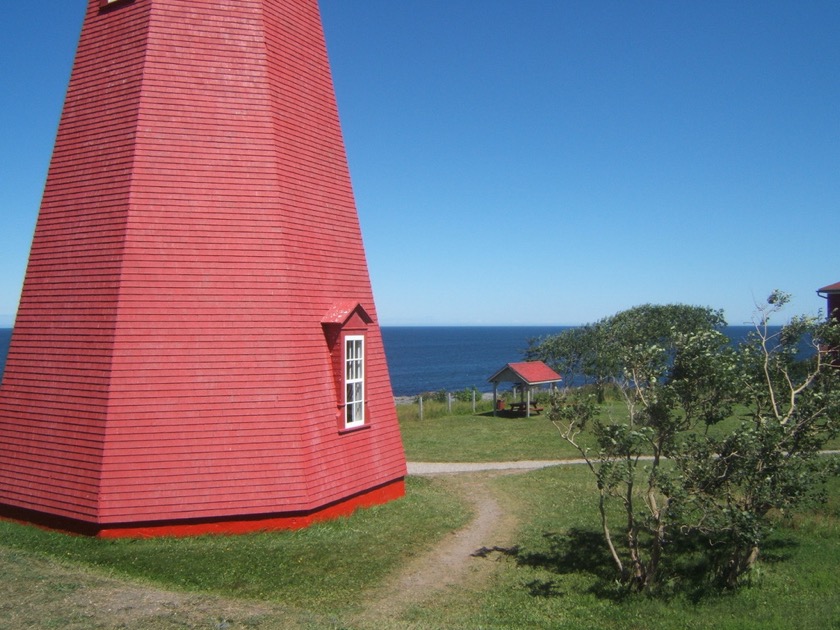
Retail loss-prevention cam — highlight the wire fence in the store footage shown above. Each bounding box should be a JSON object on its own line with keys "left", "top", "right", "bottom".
{"left": 395, "top": 390, "right": 496, "bottom": 421}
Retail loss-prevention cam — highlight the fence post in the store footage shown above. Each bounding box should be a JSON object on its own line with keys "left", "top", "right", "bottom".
{"left": 447, "top": 392, "right": 452, "bottom": 413}
{"left": 419, "top": 396, "right": 424, "bottom": 421}
{"left": 472, "top": 389, "right": 476, "bottom": 413}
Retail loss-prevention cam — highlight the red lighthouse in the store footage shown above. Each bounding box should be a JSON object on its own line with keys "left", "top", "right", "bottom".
{"left": 0, "top": 0, "right": 406, "bottom": 537}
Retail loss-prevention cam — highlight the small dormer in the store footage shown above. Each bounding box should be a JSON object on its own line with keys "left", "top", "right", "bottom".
{"left": 322, "top": 302, "right": 374, "bottom": 431}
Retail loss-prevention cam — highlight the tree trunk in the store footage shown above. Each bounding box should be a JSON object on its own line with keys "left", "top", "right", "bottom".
{"left": 725, "top": 545, "right": 760, "bottom": 588}
{"left": 598, "top": 490, "right": 624, "bottom": 578}
{"left": 643, "top": 448, "right": 665, "bottom": 592}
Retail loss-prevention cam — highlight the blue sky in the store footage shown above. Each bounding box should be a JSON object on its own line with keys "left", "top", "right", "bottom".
{"left": 1, "top": 1, "right": 838, "bottom": 327}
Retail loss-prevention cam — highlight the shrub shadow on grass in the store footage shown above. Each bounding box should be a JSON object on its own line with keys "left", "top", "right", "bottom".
{"left": 509, "top": 528, "right": 801, "bottom": 603}
{"left": 512, "top": 529, "right": 629, "bottom": 601}
{"left": 756, "top": 539, "right": 799, "bottom": 564}
{"left": 661, "top": 529, "right": 800, "bottom": 602}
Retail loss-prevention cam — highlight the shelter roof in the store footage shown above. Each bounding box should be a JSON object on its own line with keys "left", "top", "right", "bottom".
{"left": 818, "top": 281, "right": 840, "bottom": 294}
{"left": 488, "top": 361, "right": 562, "bottom": 386}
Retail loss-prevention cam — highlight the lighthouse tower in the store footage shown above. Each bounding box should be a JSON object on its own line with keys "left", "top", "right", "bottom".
{"left": 0, "top": 0, "right": 406, "bottom": 537}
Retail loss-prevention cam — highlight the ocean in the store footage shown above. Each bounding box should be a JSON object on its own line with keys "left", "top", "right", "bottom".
{"left": 0, "top": 325, "right": 773, "bottom": 397}
{"left": 379, "top": 325, "right": 773, "bottom": 395}
{"left": 381, "top": 326, "right": 568, "bottom": 395}
{"left": 0, "top": 328, "right": 10, "bottom": 381}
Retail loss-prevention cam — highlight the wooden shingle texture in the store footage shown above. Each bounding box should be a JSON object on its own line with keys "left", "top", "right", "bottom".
{"left": 0, "top": 0, "right": 406, "bottom": 536}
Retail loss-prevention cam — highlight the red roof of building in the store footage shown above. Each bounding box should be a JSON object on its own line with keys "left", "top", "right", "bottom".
{"left": 818, "top": 281, "right": 840, "bottom": 294}
{"left": 488, "top": 361, "right": 562, "bottom": 385}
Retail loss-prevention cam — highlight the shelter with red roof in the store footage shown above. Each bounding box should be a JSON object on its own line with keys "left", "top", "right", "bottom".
{"left": 488, "top": 361, "right": 562, "bottom": 417}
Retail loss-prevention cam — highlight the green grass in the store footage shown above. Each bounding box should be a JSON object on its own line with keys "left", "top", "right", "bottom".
{"left": 404, "top": 467, "right": 840, "bottom": 629}
{"left": 2, "top": 465, "right": 837, "bottom": 628}
{"left": 1, "top": 402, "right": 838, "bottom": 628}
{"left": 398, "top": 400, "right": 640, "bottom": 462}
{"left": 398, "top": 400, "right": 840, "bottom": 462}
{"left": 398, "top": 412, "right": 584, "bottom": 461}
{"left": 0, "top": 476, "right": 468, "bottom": 616}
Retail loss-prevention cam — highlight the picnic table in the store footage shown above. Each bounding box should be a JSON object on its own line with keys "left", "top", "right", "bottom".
{"left": 508, "top": 401, "right": 544, "bottom": 415}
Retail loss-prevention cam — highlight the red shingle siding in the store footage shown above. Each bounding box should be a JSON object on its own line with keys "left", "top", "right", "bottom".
{"left": 0, "top": 0, "right": 406, "bottom": 533}
{"left": 0, "top": 0, "right": 149, "bottom": 520}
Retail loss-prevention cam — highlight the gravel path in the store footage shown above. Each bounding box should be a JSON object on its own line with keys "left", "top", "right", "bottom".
{"left": 409, "top": 450, "right": 840, "bottom": 475}
{"left": 407, "top": 460, "right": 580, "bottom": 474}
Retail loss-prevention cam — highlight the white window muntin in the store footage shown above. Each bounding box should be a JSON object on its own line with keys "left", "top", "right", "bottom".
{"left": 344, "top": 335, "right": 365, "bottom": 428}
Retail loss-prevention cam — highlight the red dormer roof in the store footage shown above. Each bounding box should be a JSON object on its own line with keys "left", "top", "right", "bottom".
{"left": 321, "top": 301, "right": 372, "bottom": 326}
{"left": 488, "top": 361, "right": 562, "bottom": 386}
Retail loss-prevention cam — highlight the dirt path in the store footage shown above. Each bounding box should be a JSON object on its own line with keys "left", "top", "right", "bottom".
{"left": 350, "top": 471, "right": 520, "bottom": 628}
{"left": 3, "top": 469, "right": 523, "bottom": 629}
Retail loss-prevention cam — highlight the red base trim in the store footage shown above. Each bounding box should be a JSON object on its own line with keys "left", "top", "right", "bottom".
{"left": 0, "top": 478, "right": 405, "bottom": 538}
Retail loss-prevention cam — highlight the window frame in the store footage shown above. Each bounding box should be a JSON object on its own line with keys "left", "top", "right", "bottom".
{"left": 343, "top": 334, "right": 365, "bottom": 430}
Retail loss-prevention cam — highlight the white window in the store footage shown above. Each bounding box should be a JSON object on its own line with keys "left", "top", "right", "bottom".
{"left": 344, "top": 335, "right": 365, "bottom": 428}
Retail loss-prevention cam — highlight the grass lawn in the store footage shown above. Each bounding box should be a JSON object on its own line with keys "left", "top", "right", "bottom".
{"left": 1, "top": 404, "right": 837, "bottom": 628}
{"left": 395, "top": 400, "right": 622, "bottom": 461}
{"left": 0, "top": 475, "right": 468, "bottom": 621}
{"left": 448, "top": 468, "right": 840, "bottom": 630}
{"left": 398, "top": 401, "right": 840, "bottom": 462}
{"left": 398, "top": 412, "right": 584, "bottom": 461}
